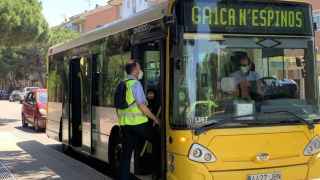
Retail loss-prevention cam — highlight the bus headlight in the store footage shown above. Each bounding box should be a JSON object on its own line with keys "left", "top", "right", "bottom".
{"left": 304, "top": 136, "right": 320, "bottom": 156}
{"left": 188, "top": 144, "right": 216, "bottom": 163}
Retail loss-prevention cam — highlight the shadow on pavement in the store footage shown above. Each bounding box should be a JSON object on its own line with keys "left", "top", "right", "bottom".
{"left": 63, "top": 148, "right": 140, "bottom": 180}
{"left": 0, "top": 119, "right": 19, "bottom": 126}
{"left": 15, "top": 126, "right": 43, "bottom": 134}
{"left": 2, "top": 140, "right": 109, "bottom": 180}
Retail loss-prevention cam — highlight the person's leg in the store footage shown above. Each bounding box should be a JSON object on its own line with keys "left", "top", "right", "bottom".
{"left": 119, "top": 126, "right": 135, "bottom": 180}
{"left": 133, "top": 123, "right": 161, "bottom": 178}
{"left": 151, "top": 126, "right": 161, "bottom": 179}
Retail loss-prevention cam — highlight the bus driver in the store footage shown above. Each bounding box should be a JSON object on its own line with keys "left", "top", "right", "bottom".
{"left": 230, "top": 52, "right": 261, "bottom": 99}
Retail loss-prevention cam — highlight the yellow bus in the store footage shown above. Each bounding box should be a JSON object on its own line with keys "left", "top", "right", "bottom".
{"left": 47, "top": 0, "right": 320, "bottom": 179}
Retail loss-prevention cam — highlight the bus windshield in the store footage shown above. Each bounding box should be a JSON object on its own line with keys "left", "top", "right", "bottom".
{"left": 172, "top": 35, "right": 320, "bottom": 128}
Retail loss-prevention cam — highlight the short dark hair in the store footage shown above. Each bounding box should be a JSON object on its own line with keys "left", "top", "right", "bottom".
{"left": 231, "top": 51, "right": 252, "bottom": 66}
{"left": 235, "top": 51, "right": 249, "bottom": 61}
{"left": 125, "top": 62, "right": 137, "bottom": 75}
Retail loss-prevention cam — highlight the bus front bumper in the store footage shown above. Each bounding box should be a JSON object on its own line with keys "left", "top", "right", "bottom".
{"left": 167, "top": 154, "right": 320, "bottom": 180}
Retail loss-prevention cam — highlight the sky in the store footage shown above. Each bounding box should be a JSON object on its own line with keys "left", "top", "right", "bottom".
{"left": 40, "top": 0, "right": 108, "bottom": 27}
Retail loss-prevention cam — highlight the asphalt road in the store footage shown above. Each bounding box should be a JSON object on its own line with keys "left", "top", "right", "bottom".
{"left": 0, "top": 100, "right": 110, "bottom": 180}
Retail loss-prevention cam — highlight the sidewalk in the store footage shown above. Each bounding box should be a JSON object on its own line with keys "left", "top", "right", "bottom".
{"left": 0, "top": 131, "right": 109, "bottom": 180}
{"left": 0, "top": 101, "right": 110, "bottom": 180}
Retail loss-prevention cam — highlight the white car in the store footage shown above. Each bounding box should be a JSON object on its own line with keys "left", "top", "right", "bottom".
{"left": 9, "top": 90, "right": 24, "bottom": 102}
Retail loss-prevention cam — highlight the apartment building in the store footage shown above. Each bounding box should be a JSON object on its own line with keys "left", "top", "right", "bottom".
{"left": 61, "top": 0, "right": 167, "bottom": 33}
{"left": 62, "top": 5, "right": 120, "bottom": 33}
{"left": 109, "top": 0, "right": 167, "bottom": 18}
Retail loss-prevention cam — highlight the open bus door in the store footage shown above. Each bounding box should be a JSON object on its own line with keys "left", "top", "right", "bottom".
{"left": 133, "top": 41, "right": 162, "bottom": 175}
{"left": 69, "top": 58, "right": 82, "bottom": 147}
{"left": 132, "top": 38, "right": 166, "bottom": 179}
{"left": 108, "top": 37, "right": 166, "bottom": 179}
{"left": 69, "top": 57, "right": 92, "bottom": 153}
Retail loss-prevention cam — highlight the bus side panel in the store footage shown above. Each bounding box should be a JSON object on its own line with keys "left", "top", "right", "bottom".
{"left": 47, "top": 102, "right": 62, "bottom": 141}
{"left": 92, "top": 106, "right": 118, "bottom": 162}
{"left": 47, "top": 56, "right": 65, "bottom": 141}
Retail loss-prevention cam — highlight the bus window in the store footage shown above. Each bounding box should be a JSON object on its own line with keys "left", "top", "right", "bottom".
{"left": 143, "top": 50, "right": 161, "bottom": 92}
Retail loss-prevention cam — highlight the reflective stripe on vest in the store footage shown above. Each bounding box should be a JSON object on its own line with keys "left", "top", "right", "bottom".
{"left": 118, "top": 79, "right": 148, "bottom": 126}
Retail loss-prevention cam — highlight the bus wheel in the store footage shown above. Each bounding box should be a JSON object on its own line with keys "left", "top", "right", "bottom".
{"left": 108, "top": 126, "right": 122, "bottom": 176}
{"left": 62, "top": 144, "right": 69, "bottom": 153}
{"left": 34, "top": 118, "right": 40, "bottom": 132}
{"left": 59, "top": 117, "right": 63, "bottom": 142}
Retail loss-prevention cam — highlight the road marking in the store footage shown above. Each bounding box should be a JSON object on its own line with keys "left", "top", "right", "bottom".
{"left": 0, "top": 161, "right": 15, "bottom": 180}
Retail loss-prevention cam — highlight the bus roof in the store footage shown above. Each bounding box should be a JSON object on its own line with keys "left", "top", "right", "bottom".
{"left": 49, "top": 1, "right": 168, "bottom": 56}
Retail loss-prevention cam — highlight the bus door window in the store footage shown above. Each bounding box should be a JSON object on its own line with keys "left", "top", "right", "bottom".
{"left": 78, "top": 57, "right": 92, "bottom": 153}
{"left": 69, "top": 58, "right": 82, "bottom": 147}
{"left": 91, "top": 53, "right": 103, "bottom": 154}
{"left": 143, "top": 52, "right": 161, "bottom": 90}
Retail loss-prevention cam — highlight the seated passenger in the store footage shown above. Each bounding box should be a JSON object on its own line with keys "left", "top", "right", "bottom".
{"left": 230, "top": 52, "right": 261, "bottom": 99}
{"left": 147, "top": 89, "right": 161, "bottom": 120}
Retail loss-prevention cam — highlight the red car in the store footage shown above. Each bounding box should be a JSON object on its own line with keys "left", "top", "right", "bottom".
{"left": 21, "top": 89, "right": 47, "bottom": 131}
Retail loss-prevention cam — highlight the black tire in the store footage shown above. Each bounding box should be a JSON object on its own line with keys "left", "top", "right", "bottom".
{"left": 108, "top": 125, "right": 122, "bottom": 177}
{"left": 62, "top": 144, "right": 69, "bottom": 153}
{"left": 21, "top": 114, "right": 28, "bottom": 127}
{"left": 34, "top": 118, "right": 40, "bottom": 132}
{"left": 59, "top": 117, "right": 63, "bottom": 142}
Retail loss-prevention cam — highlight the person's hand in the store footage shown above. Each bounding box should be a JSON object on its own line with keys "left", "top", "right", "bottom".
{"left": 153, "top": 117, "right": 160, "bottom": 127}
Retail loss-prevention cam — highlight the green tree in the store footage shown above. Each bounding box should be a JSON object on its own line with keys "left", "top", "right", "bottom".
{"left": 0, "top": 27, "right": 79, "bottom": 89}
{"left": 0, "top": 0, "right": 48, "bottom": 46}
{"left": 19, "top": 27, "right": 80, "bottom": 87}
{"left": 49, "top": 27, "right": 80, "bottom": 47}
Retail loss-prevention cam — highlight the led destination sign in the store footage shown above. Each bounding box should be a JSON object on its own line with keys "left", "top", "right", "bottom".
{"left": 183, "top": 2, "right": 312, "bottom": 35}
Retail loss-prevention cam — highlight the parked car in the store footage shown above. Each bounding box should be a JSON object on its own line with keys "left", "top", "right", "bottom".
{"left": 21, "top": 89, "right": 47, "bottom": 131}
{"left": 9, "top": 90, "right": 24, "bottom": 102}
{"left": 0, "top": 90, "right": 9, "bottom": 100}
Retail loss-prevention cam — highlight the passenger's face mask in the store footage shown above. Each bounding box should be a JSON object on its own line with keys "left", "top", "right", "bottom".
{"left": 240, "top": 65, "right": 250, "bottom": 74}
{"left": 138, "top": 70, "right": 144, "bottom": 80}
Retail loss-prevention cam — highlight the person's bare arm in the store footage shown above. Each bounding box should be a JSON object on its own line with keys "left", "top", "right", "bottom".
{"left": 137, "top": 103, "right": 159, "bottom": 124}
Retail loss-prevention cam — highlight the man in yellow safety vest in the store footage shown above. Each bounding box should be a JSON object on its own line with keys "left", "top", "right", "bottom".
{"left": 117, "top": 61, "right": 160, "bottom": 180}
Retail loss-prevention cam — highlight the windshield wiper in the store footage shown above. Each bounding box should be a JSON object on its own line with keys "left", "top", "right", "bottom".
{"left": 194, "top": 111, "right": 315, "bottom": 136}
{"left": 194, "top": 114, "right": 257, "bottom": 135}
{"left": 263, "top": 110, "right": 315, "bottom": 129}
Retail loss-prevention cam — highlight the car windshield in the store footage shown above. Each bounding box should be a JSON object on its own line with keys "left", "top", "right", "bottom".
{"left": 24, "top": 87, "right": 38, "bottom": 93}
{"left": 37, "top": 92, "right": 47, "bottom": 103}
{"left": 172, "top": 35, "right": 320, "bottom": 128}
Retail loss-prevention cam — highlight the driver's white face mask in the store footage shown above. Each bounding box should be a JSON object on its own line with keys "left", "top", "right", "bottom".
{"left": 240, "top": 65, "right": 250, "bottom": 74}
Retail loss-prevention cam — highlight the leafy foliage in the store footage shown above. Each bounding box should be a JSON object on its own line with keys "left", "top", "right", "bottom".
{"left": 0, "top": 27, "right": 80, "bottom": 90}
{"left": 0, "top": 0, "right": 48, "bottom": 46}
{"left": 49, "top": 27, "right": 80, "bottom": 47}
{"left": 0, "top": 0, "right": 80, "bottom": 90}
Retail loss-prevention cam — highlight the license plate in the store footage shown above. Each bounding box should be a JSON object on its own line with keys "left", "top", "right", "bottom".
{"left": 248, "top": 173, "right": 281, "bottom": 180}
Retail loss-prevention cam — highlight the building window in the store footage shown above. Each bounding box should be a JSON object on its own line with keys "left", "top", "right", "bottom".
{"left": 313, "top": 11, "right": 320, "bottom": 31}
